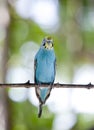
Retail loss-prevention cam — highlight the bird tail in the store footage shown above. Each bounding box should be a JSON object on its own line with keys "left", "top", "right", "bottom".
{"left": 35, "top": 85, "right": 53, "bottom": 117}
{"left": 35, "top": 85, "right": 52, "bottom": 104}
{"left": 38, "top": 103, "right": 43, "bottom": 118}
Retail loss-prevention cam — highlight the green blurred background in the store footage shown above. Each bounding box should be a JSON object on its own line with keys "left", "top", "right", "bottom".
{"left": 0, "top": 0, "right": 94, "bottom": 130}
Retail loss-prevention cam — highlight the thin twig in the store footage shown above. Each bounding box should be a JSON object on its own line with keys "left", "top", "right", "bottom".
{"left": 0, "top": 80, "right": 94, "bottom": 89}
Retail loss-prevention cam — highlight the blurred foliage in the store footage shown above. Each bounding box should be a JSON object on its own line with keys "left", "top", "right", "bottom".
{"left": 71, "top": 114, "right": 94, "bottom": 130}
{"left": 8, "top": 99, "right": 54, "bottom": 130}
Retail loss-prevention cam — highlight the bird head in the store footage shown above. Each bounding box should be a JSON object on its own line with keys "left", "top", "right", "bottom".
{"left": 41, "top": 36, "right": 53, "bottom": 50}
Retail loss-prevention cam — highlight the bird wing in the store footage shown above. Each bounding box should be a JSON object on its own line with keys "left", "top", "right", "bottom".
{"left": 34, "top": 57, "right": 43, "bottom": 104}
{"left": 54, "top": 58, "right": 56, "bottom": 83}
{"left": 34, "top": 58, "right": 37, "bottom": 83}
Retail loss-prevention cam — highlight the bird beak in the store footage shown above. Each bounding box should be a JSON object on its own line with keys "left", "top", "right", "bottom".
{"left": 45, "top": 42, "right": 53, "bottom": 49}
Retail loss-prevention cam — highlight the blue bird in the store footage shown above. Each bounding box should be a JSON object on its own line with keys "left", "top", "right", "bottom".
{"left": 34, "top": 37, "right": 56, "bottom": 118}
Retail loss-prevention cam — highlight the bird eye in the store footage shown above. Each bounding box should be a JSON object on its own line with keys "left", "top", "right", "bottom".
{"left": 42, "top": 42, "right": 45, "bottom": 46}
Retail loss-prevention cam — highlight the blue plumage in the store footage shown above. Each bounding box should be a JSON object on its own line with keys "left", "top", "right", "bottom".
{"left": 34, "top": 37, "right": 56, "bottom": 117}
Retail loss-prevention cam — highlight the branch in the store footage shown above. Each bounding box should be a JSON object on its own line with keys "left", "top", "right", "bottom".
{"left": 0, "top": 80, "right": 94, "bottom": 89}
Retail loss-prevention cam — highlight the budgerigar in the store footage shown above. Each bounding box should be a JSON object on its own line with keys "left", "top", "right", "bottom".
{"left": 34, "top": 37, "right": 56, "bottom": 118}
